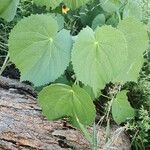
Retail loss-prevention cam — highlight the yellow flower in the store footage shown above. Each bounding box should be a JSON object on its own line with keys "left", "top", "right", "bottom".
{"left": 62, "top": 5, "right": 70, "bottom": 14}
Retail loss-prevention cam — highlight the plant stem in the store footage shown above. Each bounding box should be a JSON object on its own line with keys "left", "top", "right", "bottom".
{"left": 0, "top": 52, "right": 9, "bottom": 75}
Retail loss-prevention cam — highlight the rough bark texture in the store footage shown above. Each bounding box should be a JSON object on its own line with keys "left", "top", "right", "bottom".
{"left": 0, "top": 76, "right": 131, "bottom": 150}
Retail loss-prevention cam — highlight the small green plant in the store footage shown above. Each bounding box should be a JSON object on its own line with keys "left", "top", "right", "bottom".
{"left": 0, "top": 0, "right": 150, "bottom": 149}
{"left": 127, "top": 106, "right": 150, "bottom": 150}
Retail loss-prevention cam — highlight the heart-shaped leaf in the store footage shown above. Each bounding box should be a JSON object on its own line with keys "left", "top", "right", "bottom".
{"left": 38, "top": 84, "right": 96, "bottom": 127}
{"left": 9, "top": 14, "right": 72, "bottom": 86}
{"left": 72, "top": 26, "right": 127, "bottom": 94}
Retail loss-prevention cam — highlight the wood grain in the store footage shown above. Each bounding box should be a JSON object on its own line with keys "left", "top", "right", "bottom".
{"left": 0, "top": 77, "right": 131, "bottom": 150}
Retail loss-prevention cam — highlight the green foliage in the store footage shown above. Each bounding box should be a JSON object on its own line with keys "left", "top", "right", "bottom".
{"left": 100, "top": 0, "right": 125, "bottom": 13}
{"left": 79, "top": 0, "right": 104, "bottom": 27}
{"left": 63, "top": 0, "right": 91, "bottom": 10}
{"left": 72, "top": 26, "right": 127, "bottom": 94}
{"left": 33, "top": 0, "right": 91, "bottom": 10}
{"left": 0, "top": 0, "right": 19, "bottom": 22}
{"left": 127, "top": 107, "right": 150, "bottom": 150}
{"left": 0, "top": 2, "right": 150, "bottom": 148}
{"left": 33, "top": 0, "right": 62, "bottom": 9}
{"left": 83, "top": 85, "right": 96, "bottom": 100}
{"left": 51, "top": 14, "right": 65, "bottom": 30}
{"left": 112, "top": 90, "right": 135, "bottom": 124}
{"left": 92, "top": 14, "right": 105, "bottom": 30}
{"left": 118, "top": 17, "right": 149, "bottom": 61}
{"left": 105, "top": 13, "right": 119, "bottom": 27}
{"left": 38, "top": 84, "right": 96, "bottom": 127}
{"left": 4, "top": 0, "right": 150, "bottom": 125}
{"left": 9, "top": 14, "right": 72, "bottom": 86}
{"left": 115, "top": 17, "right": 149, "bottom": 83}
{"left": 147, "top": 22, "right": 150, "bottom": 32}
{"left": 123, "top": 0, "right": 143, "bottom": 20}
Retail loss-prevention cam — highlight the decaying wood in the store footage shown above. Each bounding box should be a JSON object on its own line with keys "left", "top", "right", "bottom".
{"left": 0, "top": 77, "right": 131, "bottom": 150}
{"left": 0, "top": 76, "right": 37, "bottom": 97}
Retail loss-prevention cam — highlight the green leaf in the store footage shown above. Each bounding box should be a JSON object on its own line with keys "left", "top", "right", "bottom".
{"left": 79, "top": 5, "right": 103, "bottom": 27}
{"left": 54, "top": 74, "right": 70, "bottom": 85}
{"left": 33, "top": 0, "right": 62, "bottom": 9}
{"left": 9, "top": 14, "right": 72, "bottom": 86}
{"left": 83, "top": 85, "right": 96, "bottom": 100}
{"left": 72, "top": 26, "right": 127, "bottom": 94}
{"left": 51, "top": 14, "right": 65, "bottom": 31}
{"left": 100, "top": 0, "right": 124, "bottom": 13}
{"left": 146, "top": 22, "right": 150, "bottom": 32}
{"left": 115, "top": 57, "right": 144, "bottom": 83}
{"left": 38, "top": 84, "right": 96, "bottom": 127}
{"left": 92, "top": 14, "right": 105, "bottom": 30}
{"left": 118, "top": 18, "right": 149, "bottom": 61}
{"left": 64, "top": 0, "right": 90, "bottom": 9}
{"left": 47, "top": 13, "right": 65, "bottom": 30}
{"left": 33, "top": 0, "right": 90, "bottom": 10}
{"left": 123, "top": 1, "right": 143, "bottom": 20}
{"left": 106, "top": 14, "right": 119, "bottom": 27}
{"left": 115, "top": 17, "right": 149, "bottom": 83}
{"left": 112, "top": 90, "right": 135, "bottom": 124}
{"left": 0, "top": 0, "right": 19, "bottom": 22}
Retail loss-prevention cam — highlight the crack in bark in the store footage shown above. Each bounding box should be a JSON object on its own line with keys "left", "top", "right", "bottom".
{"left": 0, "top": 138, "right": 17, "bottom": 145}
{"left": 54, "top": 135, "right": 75, "bottom": 149}
{"left": 0, "top": 104, "right": 41, "bottom": 112}
{"left": 0, "top": 76, "right": 37, "bottom": 97}
{"left": 0, "top": 138, "right": 41, "bottom": 150}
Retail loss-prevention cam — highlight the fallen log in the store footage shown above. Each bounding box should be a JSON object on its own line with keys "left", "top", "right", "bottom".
{"left": 0, "top": 76, "right": 131, "bottom": 150}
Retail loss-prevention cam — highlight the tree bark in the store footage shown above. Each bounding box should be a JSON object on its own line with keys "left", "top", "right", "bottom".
{"left": 0, "top": 76, "right": 131, "bottom": 150}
